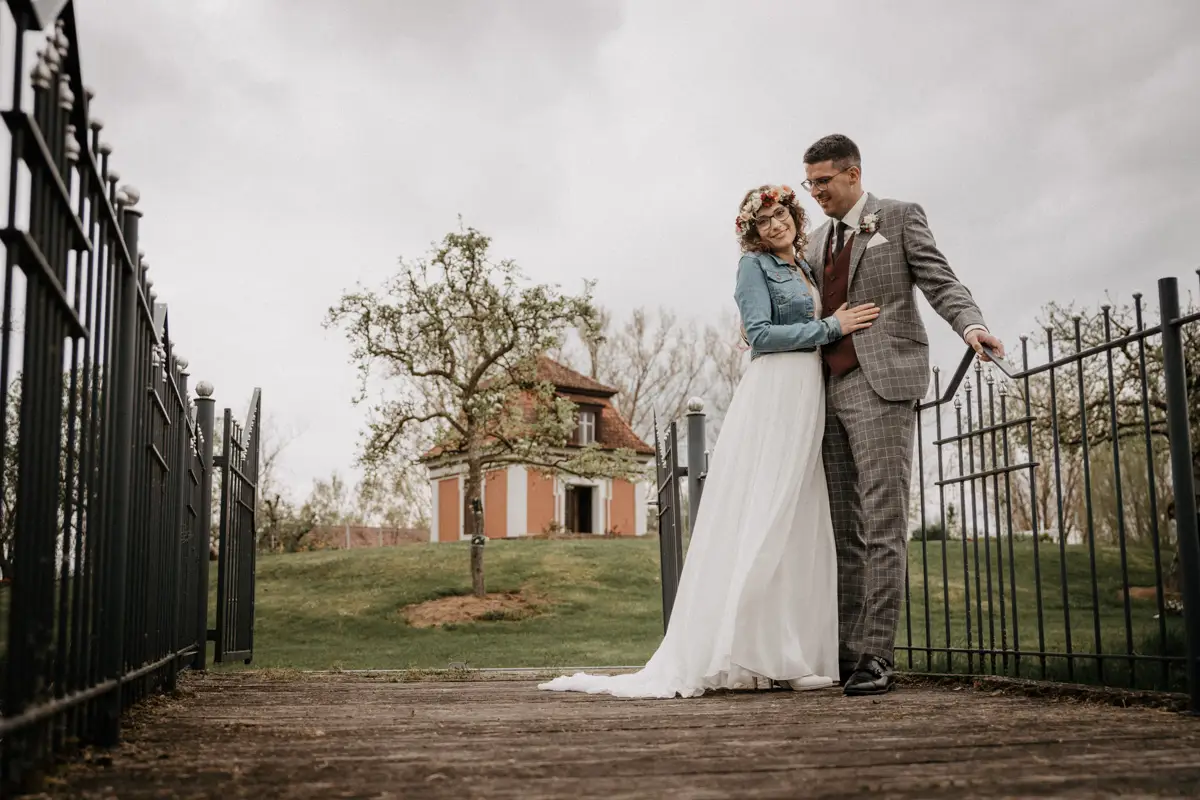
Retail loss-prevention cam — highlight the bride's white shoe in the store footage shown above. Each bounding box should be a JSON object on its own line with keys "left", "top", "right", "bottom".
{"left": 786, "top": 674, "right": 834, "bottom": 691}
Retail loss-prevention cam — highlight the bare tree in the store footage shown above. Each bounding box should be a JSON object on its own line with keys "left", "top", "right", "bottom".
{"left": 1005, "top": 297, "right": 1199, "bottom": 546}
{"left": 577, "top": 305, "right": 611, "bottom": 381}
{"left": 595, "top": 307, "right": 712, "bottom": 441}
{"left": 702, "top": 310, "right": 749, "bottom": 441}
{"left": 253, "top": 413, "right": 303, "bottom": 552}
{"left": 0, "top": 376, "right": 19, "bottom": 580}
{"left": 1, "top": 371, "right": 90, "bottom": 580}
{"left": 356, "top": 461, "right": 431, "bottom": 529}
{"left": 301, "top": 470, "right": 361, "bottom": 527}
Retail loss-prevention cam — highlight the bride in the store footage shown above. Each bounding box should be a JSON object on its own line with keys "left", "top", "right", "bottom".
{"left": 538, "top": 185, "right": 880, "bottom": 698}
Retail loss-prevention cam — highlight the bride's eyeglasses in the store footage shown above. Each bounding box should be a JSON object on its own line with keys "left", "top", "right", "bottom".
{"left": 754, "top": 206, "right": 791, "bottom": 230}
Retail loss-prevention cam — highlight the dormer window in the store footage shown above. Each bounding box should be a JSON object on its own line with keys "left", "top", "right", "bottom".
{"left": 576, "top": 410, "right": 597, "bottom": 445}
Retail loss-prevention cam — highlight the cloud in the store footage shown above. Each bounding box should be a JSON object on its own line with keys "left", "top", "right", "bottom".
{"left": 67, "top": 0, "right": 1200, "bottom": 498}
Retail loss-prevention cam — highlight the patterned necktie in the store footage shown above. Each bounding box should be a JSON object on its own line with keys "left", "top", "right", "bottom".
{"left": 833, "top": 221, "right": 846, "bottom": 260}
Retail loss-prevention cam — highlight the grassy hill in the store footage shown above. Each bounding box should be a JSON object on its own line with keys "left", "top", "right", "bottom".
{"left": 239, "top": 538, "right": 666, "bottom": 670}
{"left": 228, "top": 536, "right": 1184, "bottom": 690}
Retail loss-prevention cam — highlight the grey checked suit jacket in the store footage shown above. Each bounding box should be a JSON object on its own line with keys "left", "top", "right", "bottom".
{"left": 804, "top": 193, "right": 986, "bottom": 402}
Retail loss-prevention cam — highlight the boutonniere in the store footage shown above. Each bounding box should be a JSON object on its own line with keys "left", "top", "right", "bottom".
{"left": 859, "top": 212, "right": 880, "bottom": 235}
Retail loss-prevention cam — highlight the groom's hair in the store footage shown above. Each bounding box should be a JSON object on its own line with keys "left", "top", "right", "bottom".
{"left": 803, "top": 134, "right": 861, "bottom": 169}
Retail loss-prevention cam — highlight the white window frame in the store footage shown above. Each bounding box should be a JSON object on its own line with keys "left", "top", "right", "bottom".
{"left": 577, "top": 409, "right": 597, "bottom": 445}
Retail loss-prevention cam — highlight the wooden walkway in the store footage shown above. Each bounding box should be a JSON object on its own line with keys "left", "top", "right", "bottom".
{"left": 32, "top": 671, "right": 1200, "bottom": 799}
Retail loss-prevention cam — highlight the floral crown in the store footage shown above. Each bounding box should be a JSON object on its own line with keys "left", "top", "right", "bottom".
{"left": 734, "top": 184, "right": 796, "bottom": 236}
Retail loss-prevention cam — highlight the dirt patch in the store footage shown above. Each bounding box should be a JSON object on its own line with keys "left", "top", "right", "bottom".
{"left": 523, "top": 530, "right": 623, "bottom": 540}
{"left": 400, "top": 590, "right": 543, "bottom": 627}
{"left": 1118, "top": 585, "right": 1182, "bottom": 602}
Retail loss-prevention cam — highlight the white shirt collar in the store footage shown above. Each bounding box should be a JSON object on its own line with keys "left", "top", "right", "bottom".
{"left": 837, "top": 192, "right": 869, "bottom": 232}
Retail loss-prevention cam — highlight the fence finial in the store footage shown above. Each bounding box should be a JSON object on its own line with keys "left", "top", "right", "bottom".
{"left": 65, "top": 125, "right": 81, "bottom": 161}
{"left": 54, "top": 20, "right": 69, "bottom": 56}
{"left": 58, "top": 76, "right": 74, "bottom": 110}
{"left": 42, "top": 42, "right": 60, "bottom": 72}
{"left": 31, "top": 53, "right": 52, "bottom": 88}
{"left": 196, "top": 381, "right": 214, "bottom": 398}
{"left": 687, "top": 397, "right": 704, "bottom": 413}
{"left": 117, "top": 184, "right": 139, "bottom": 207}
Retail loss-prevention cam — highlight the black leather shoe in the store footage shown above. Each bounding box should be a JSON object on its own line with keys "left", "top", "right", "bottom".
{"left": 838, "top": 661, "right": 856, "bottom": 684}
{"left": 843, "top": 655, "right": 894, "bottom": 696}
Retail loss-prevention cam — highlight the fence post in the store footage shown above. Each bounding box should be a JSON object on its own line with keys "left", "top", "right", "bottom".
{"left": 97, "top": 201, "right": 142, "bottom": 746}
{"left": 192, "top": 382, "right": 216, "bottom": 670}
{"left": 166, "top": 356, "right": 190, "bottom": 692}
{"left": 686, "top": 398, "right": 706, "bottom": 531}
{"left": 1158, "top": 276, "right": 1200, "bottom": 713}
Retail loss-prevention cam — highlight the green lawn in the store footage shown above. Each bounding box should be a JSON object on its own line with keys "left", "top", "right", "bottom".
{"left": 3, "top": 536, "right": 1182, "bottom": 693}
{"left": 898, "top": 537, "right": 1186, "bottom": 691}
{"left": 227, "top": 536, "right": 1185, "bottom": 693}
{"left": 237, "top": 538, "right": 666, "bottom": 671}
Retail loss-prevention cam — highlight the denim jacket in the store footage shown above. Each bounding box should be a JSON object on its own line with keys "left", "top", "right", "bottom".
{"left": 734, "top": 252, "right": 842, "bottom": 361}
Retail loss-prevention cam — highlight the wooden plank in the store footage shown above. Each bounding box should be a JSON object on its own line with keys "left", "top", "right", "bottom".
{"left": 49, "top": 673, "right": 1200, "bottom": 798}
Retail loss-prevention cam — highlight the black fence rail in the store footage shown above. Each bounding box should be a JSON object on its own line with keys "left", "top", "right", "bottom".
{"left": 213, "top": 388, "right": 260, "bottom": 665}
{"left": 653, "top": 415, "right": 684, "bottom": 632}
{"left": 652, "top": 401, "right": 707, "bottom": 632}
{"left": 0, "top": 1, "right": 261, "bottom": 791}
{"left": 656, "top": 274, "right": 1200, "bottom": 708}
{"left": 902, "top": 274, "right": 1200, "bottom": 709}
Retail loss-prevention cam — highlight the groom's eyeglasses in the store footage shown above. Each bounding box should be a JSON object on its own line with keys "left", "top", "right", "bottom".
{"left": 800, "top": 166, "right": 853, "bottom": 192}
{"left": 754, "top": 206, "right": 791, "bottom": 229}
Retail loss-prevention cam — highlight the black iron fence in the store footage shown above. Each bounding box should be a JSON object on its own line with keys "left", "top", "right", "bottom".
{"left": 902, "top": 274, "right": 1200, "bottom": 708}
{"left": 656, "top": 273, "right": 1200, "bottom": 708}
{"left": 652, "top": 401, "right": 707, "bottom": 632}
{"left": 0, "top": 1, "right": 261, "bottom": 791}
{"left": 213, "top": 389, "right": 261, "bottom": 665}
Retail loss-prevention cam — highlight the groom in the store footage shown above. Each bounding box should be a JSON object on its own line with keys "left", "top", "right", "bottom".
{"left": 801, "top": 134, "right": 1003, "bottom": 696}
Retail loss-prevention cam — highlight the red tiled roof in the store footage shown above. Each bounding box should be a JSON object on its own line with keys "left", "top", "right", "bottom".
{"left": 599, "top": 402, "right": 654, "bottom": 455}
{"left": 421, "top": 358, "right": 651, "bottom": 461}
{"left": 559, "top": 392, "right": 653, "bottom": 455}
{"left": 535, "top": 356, "right": 618, "bottom": 396}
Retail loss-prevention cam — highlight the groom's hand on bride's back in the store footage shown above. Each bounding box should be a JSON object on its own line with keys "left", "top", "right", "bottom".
{"left": 834, "top": 302, "right": 880, "bottom": 335}
{"left": 965, "top": 328, "right": 1006, "bottom": 362}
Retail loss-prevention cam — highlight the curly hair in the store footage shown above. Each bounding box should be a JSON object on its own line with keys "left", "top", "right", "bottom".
{"left": 736, "top": 185, "right": 809, "bottom": 257}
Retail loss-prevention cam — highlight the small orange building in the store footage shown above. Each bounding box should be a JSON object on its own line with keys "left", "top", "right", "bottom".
{"left": 424, "top": 358, "right": 655, "bottom": 542}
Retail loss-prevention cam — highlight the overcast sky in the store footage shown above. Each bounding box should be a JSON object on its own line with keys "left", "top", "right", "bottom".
{"left": 65, "top": 0, "right": 1200, "bottom": 500}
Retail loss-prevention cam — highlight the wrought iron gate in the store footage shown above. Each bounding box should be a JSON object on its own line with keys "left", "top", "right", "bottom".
{"left": 653, "top": 401, "right": 708, "bottom": 631}
{"left": 212, "top": 388, "right": 261, "bottom": 664}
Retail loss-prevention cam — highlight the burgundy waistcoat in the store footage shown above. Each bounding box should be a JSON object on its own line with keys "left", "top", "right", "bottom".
{"left": 820, "top": 231, "right": 859, "bottom": 377}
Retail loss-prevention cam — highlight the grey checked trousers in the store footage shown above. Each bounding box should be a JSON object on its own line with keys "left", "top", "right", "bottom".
{"left": 823, "top": 365, "right": 916, "bottom": 665}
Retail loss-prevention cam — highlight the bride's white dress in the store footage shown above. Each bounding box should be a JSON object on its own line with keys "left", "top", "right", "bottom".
{"left": 538, "top": 340, "right": 838, "bottom": 699}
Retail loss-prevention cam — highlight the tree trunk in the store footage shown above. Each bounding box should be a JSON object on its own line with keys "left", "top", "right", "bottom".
{"left": 464, "top": 455, "right": 483, "bottom": 539}
{"left": 465, "top": 452, "right": 485, "bottom": 597}
{"left": 471, "top": 540, "right": 485, "bottom": 597}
